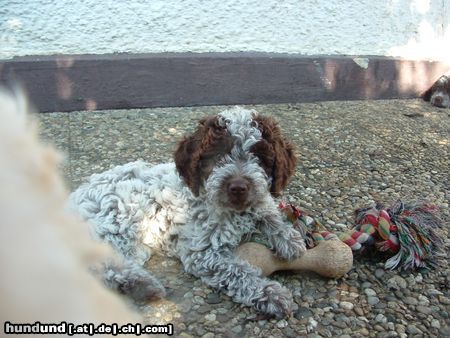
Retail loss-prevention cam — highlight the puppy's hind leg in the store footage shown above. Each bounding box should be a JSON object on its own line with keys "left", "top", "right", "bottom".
{"left": 101, "top": 259, "right": 166, "bottom": 302}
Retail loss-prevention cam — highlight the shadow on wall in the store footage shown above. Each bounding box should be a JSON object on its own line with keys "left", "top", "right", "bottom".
{"left": 55, "top": 56, "right": 98, "bottom": 111}
{"left": 321, "top": 57, "right": 450, "bottom": 101}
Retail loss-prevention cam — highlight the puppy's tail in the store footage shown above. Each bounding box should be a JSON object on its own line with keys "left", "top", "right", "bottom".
{"left": 100, "top": 259, "right": 166, "bottom": 302}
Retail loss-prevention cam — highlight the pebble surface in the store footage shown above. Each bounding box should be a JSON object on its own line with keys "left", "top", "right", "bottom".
{"left": 38, "top": 99, "right": 449, "bottom": 337}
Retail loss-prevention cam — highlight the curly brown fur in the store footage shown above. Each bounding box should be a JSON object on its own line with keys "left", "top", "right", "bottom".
{"left": 250, "top": 116, "right": 297, "bottom": 196}
{"left": 175, "top": 116, "right": 234, "bottom": 196}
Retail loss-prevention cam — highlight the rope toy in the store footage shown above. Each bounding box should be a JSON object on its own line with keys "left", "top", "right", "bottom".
{"left": 279, "top": 200, "right": 445, "bottom": 271}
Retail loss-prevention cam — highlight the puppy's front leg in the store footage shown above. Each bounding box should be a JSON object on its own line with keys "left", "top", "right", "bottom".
{"left": 180, "top": 248, "right": 293, "bottom": 317}
{"left": 260, "top": 212, "right": 306, "bottom": 261}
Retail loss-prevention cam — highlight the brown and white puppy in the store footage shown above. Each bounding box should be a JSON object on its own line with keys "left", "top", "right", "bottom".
{"left": 174, "top": 114, "right": 297, "bottom": 208}
{"left": 422, "top": 74, "right": 450, "bottom": 108}
{"left": 70, "top": 107, "right": 306, "bottom": 318}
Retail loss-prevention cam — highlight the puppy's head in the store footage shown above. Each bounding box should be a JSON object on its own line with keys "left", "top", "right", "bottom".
{"left": 174, "top": 108, "right": 296, "bottom": 211}
{"left": 422, "top": 75, "right": 450, "bottom": 108}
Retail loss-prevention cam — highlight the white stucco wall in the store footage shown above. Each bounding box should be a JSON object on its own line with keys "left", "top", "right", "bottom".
{"left": 1, "top": 0, "right": 449, "bottom": 60}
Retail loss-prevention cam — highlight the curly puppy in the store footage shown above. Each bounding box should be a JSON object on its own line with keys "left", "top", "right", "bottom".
{"left": 422, "top": 74, "right": 450, "bottom": 108}
{"left": 70, "top": 107, "right": 306, "bottom": 317}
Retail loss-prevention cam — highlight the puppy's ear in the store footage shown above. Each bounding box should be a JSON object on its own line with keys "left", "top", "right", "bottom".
{"left": 253, "top": 116, "right": 297, "bottom": 197}
{"left": 174, "top": 116, "right": 230, "bottom": 196}
{"left": 421, "top": 87, "right": 432, "bottom": 102}
{"left": 174, "top": 133, "right": 202, "bottom": 196}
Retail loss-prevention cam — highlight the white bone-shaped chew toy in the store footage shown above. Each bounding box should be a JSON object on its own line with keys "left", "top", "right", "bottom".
{"left": 236, "top": 240, "right": 353, "bottom": 278}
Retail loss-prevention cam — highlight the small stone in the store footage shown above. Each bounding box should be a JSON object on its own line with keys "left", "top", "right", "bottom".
{"left": 201, "top": 333, "right": 215, "bottom": 338}
{"left": 368, "top": 296, "right": 380, "bottom": 305}
{"left": 431, "top": 319, "right": 441, "bottom": 329}
{"left": 354, "top": 307, "right": 364, "bottom": 316}
{"left": 205, "top": 292, "right": 221, "bottom": 304}
{"left": 405, "top": 276, "right": 416, "bottom": 287}
{"left": 364, "top": 288, "right": 377, "bottom": 297}
{"left": 375, "top": 268, "right": 385, "bottom": 279}
{"left": 427, "top": 289, "right": 443, "bottom": 296}
{"left": 333, "top": 319, "right": 348, "bottom": 329}
{"left": 178, "top": 301, "right": 192, "bottom": 313}
{"left": 294, "top": 307, "right": 313, "bottom": 320}
{"left": 204, "top": 313, "right": 216, "bottom": 322}
{"left": 340, "top": 301, "right": 354, "bottom": 311}
{"left": 307, "top": 318, "right": 318, "bottom": 332}
{"left": 375, "top": 314, "right": 387, "bottom": 323}
{"left": 179, "top": 333, "right": 194, "bottom": 338}
{"left": 396, "top": 324, "right": 406, "bottom": 333}
{"left": 193, "top": 295, "right": 204, "bottom": 304}
{"left": 329, "top": 189, "right": 341, "bottom": 197}
{"left": 403, "top": 296, "right": 418, "bottom": 306}
{"left": 359, "top": 328, "right": 370, "bottom": 335}
{"left": 388, "top": 276, "right": 407, "bottom": 290}
{"left": 374, "top": 324, "right": 384, "bottom": 331}
{"left": 321, "top": 318, "right": 331, "bottom": 326}
{"left": 335, "top": 223, "right": 348, "bottom": 230}
{"left": 439, "top": 326, "right": 450, "bottom": 336}
{"left": 216, "top": 307, "right": 228, "bottom": 314}
{"left": 361, "top": 282, "right": 372, "bottom": 289}
{"left": 183, "top": 292, "right": 193, "bottom": 299}
{"left": 231, "top": 325, "right": 242, "bottom": 334}
{"left": 418, "top": 295, "right": 429, "bottom": 306}
{"left": 196, "top": 306, "right": 210, "bottom": 314}
{"left": 406, "top": 324, "right": 421, "bottom": 335}
{"left": 276, "top": 319, "right": 288, "bottom": 328}
{"left": 416, "top": 305, "right": 432, "bottom": 315}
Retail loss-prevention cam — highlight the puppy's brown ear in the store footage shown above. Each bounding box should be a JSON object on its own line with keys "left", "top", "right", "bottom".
{"left": 174, "top": 116, "right": 230, "bottom": 196}
{"left": 174, "top": 134, "right": 202, "bottom": 196}
{"left": 421, "top": 87, "right": 432, "bottom": 102}
{"left": 253, "top": 116, "right": 297, "bottom": 197}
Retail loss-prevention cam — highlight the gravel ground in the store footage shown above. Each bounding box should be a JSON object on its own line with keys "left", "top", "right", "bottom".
{"left": 37, "top": 99, "right": 449, "bottom": 337}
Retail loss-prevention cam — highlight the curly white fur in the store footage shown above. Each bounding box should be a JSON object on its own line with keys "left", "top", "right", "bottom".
{"left": 69, "top": 107, "right": 305, "bottom": 317}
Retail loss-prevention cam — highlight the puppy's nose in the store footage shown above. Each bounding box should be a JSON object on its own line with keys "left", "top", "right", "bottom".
{"left": 433, "top": 96, "right": 443, "bottom": 106}
{"left": 228, "top": 178, "right": 249, "bottom": 196}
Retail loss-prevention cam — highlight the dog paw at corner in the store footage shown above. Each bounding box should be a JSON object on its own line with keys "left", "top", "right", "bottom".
{"left": 254, "top": 281, "right": 293, "bottom": 318}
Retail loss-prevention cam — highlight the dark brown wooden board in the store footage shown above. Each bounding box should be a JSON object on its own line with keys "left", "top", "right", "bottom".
{"left": 1, "top": 53, "right": 448, "bottom": 112}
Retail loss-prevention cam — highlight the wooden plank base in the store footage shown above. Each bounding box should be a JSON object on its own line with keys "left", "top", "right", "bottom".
{"left": 1, "top": 53, "right": 449, "bottom": 112}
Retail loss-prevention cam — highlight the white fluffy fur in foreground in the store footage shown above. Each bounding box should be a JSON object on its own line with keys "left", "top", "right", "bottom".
{"left": 0, "top": 89, "right": 140, "bottom": 334}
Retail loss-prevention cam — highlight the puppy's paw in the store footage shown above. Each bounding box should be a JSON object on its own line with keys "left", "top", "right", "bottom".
{"left": 124, "top": 274, "right": 166, "bottom": 302}
{"left": 103, "top": 263, "right": 166, "bottom": 302}
{"left": 273, "top": 231, "right": 306, "bottom": 260}
{"left": 254, "top": 281, "right": 293, "bottom": 318}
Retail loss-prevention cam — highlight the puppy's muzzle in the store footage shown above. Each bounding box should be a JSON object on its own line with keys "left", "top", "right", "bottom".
{"left": 227, "top": 177, "right": 250, "bottom": 209}
{"left": 433, "top": 96, "right": 443, "bottom": 107}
